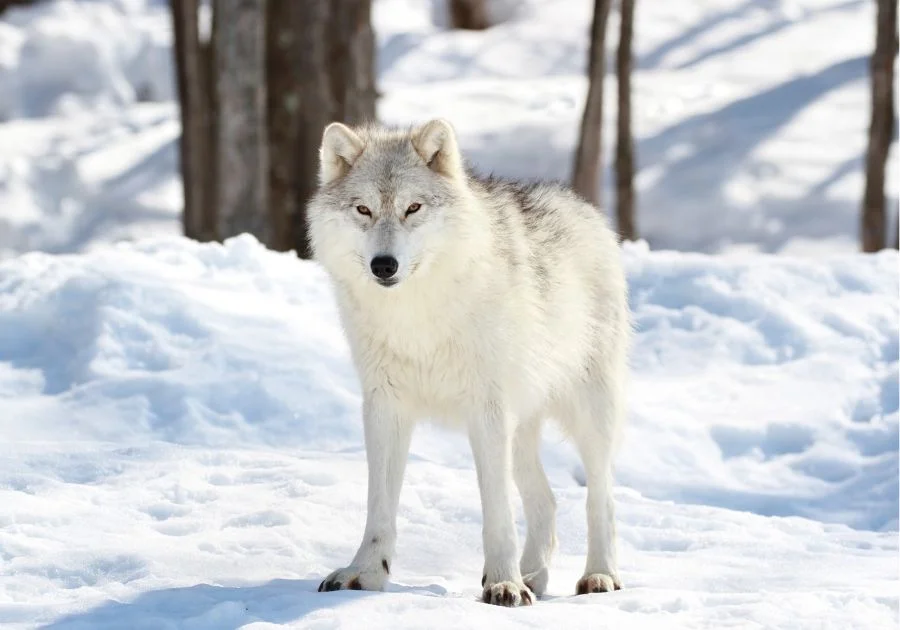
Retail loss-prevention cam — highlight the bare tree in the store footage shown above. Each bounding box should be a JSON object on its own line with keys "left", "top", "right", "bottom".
{"left": 861, "top": 0, "right": 898, "bottom": 252}
{"left": 614, "top": 0, "right": 637, "bottom": 241}
{"left": 172, "top": 0, "right": 216, "bottom": 242}
{"left": 449, "top": 0, "right": 490, "bottom": 30}
{"left": 572, "top": 0, "right": 613, "bottom": 206}
{"left": 213, "top": 0, "right": 269, "bottom": 244}
{"left": 268, "top": 0, "right": 375, "bottom": 258}
{"left": 173, "top": 0, "right": 374, "bottom": 254}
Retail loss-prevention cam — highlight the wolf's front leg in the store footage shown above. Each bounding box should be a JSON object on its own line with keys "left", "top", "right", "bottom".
{"left": 469, "top": 401, "right": 534, "bottom": 607}
{"left": 319, "top": 393, "right": 413, "bottom": 592}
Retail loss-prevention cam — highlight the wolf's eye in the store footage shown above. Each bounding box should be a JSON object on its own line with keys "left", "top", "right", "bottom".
{"left": 405, "top": 203, "right": 421, "bottom": 216}
{"left": 356, "top": 205, "right": 371, "bottom": 216}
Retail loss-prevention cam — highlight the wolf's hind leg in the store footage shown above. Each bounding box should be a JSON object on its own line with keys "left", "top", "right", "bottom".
{"left": 513, "top": 417, "right": 556, "bottom": 597}
{"left": 560, "top": 382, "right": 624, "bottom": 595}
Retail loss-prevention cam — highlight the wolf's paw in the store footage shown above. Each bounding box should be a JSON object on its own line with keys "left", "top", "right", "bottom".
{"left": 575, "top": 573, "right": 621, "bottom": 595}
{"left": 522, "top": 567, "right": 549, "bottom": 598}
{"left": 481, "top": 580, "right": 534, "bottom": 607}
{"left": 522, "top": 567, "right": 550, "bottom": 597}
{"left": 317, "top": 565, "right": 387, "bottom": 593}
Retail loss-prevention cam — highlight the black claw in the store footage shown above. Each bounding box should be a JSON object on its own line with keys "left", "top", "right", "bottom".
{"left": 482, "top": 588, "right": 491, "bottom": 604}
{"left": 481, "top": 574, "right": 486, "bottom": 587}
{"left": 521, "top": 589, "right": 533, "bottom": 605}
{"left": 318, "top": 580, "right": 325, "bottom": 592}
{"left": 348, "top": 577, "right": 362, "bottom": 590}
{"left": 324, "top": 580, "right": 341, "bottom": 592}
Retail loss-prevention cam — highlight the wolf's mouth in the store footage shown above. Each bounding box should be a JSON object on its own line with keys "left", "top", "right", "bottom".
{"left": 376, "top": 278, "right": 399, "bottom": 288}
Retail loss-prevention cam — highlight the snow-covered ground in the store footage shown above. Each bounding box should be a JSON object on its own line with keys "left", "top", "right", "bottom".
{"left": 0, "top": 236, "right": 897, "bottom": 629}
{"left": 0, "top": 0, "right": 896, "bottom": 257}
{"left": 0, "top": 0, "right": 898, "bottom": 628}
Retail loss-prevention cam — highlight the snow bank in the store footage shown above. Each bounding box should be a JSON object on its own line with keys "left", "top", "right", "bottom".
{"left": 0, "top": 0, "right": 178, "bottom": 259}
{"left": 621, "top": 243, "right": 898, "bottom": 531}
{"left": 0, "top": 236, "right": 896, "bottom": 627}
{"left": 1, "top": 237, "right": 895, "bottom": 527}
{"left": 0, "top": 0, "right": 172, "bottom": 120}
{"left": 0, "top": 234, "right": 359, "bottom": 447}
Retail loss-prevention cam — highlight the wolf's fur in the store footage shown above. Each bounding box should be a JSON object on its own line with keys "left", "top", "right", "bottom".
{"left": 308, "top": 119, "right": 630, "bottom": 606}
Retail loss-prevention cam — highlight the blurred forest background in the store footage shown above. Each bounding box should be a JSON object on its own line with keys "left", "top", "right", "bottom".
{"left": 0, "top": 0, "right": 896, "bottom": 257}
{"left": 164, "top": 0, "right": 900, "bottom": 254}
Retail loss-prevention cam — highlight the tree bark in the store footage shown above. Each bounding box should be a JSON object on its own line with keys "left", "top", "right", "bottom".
{"left": 327, "top": 0, "right": 377, "bottom": 126}
{"left": 213, "top": 0, "right": 269, "bottom": 244}
{"left": 267, "top": 0, "right": 308, "bottom": 254}
{"left": 449, "top": 0, "right": 490, "bottom": 30}
{"left": 861, "top": 0, "right": 897, "bottom": 252}
{"left": 572, "top": 0, "right": 613, "bottom": 206}
{"left": 206, "top": 9, "right": 219, "bottom": 239}
{"left": 614, "top": 0, "right": 637, "bottom": 241}
{"left": 172, "top": 0, "right": 215, "bottom": 242}
{"left": 0, "top": 0, "right": 33, "bottom": 15}
{"left": 268, "top": 0, "right": 375, "bottom": 259}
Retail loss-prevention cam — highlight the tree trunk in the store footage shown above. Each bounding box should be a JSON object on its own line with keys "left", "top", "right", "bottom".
{"left": 205, "top": 10, "right": 219, "bottom": 239}
{"left": 328, "top": 0, "right": 377, "bottom": 125}
{"left": 614, "top": 0, "right": 637, "bottom": 241}
{"left": 213, "top": 0, "right": 269, "bottom": 244}
{"left": 572, "top": 0, "right": 613, "bottom": 206}
{"left": 0, "top": 0, "right": 37, "bottom": 13}
{"left": 267, "top": 0, "right": 308, "bottom": 254}
{"left": 172, "top": 0, "right": 215, "bottom": 242}
{"left": 0, "top": 0, "right": 33, "bottom": 15}
{"left": 861, "top": 0, "right": 897, "bottom": 252}
{"left": 449, "top": 0, "right": 490, "bottom": 30}
{"left": 268, "top": 0, "right": 375, "bottom": 259}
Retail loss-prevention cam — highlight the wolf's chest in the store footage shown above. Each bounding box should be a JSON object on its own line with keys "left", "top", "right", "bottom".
{"left": 382, "top": 325, "right": 480, "bottom": 402}
{"left": 338, "top": 283, "right": 505, "bottom": 414}
{"left": 351, "top": 312, "right": 487, "bottom": 415}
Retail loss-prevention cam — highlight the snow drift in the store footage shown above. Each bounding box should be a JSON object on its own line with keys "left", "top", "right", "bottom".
{"left": 0, "top": 236, "right": 896, "bottom": 628}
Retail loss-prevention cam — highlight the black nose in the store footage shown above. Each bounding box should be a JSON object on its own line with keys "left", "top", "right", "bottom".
{"left": 370, "top": 255, "right": 399, "bottom": 279}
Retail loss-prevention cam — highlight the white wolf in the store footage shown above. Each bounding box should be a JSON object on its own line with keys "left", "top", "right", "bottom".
{"left": 308, "top": 119, "right": 630, "bottom": 607}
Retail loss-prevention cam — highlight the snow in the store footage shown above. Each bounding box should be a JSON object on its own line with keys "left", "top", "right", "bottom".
{"left": 0, "top": 0, "right": 898, "bottom": 627}
{"left": 0, "top": 236, "right": 897, "bottom": 629}
{"left": 0, "top": 0, "right": 896, "bottom": 257}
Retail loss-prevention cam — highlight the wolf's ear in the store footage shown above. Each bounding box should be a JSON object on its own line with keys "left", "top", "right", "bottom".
{"left": 319, "top": 122, "right": 365, "bottom": 185}
{"left": 412, "top": 119, "right": 463, "bottom": 178}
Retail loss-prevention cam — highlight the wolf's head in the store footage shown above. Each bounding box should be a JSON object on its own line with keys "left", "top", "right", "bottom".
{"left": 307, "top": 119, "right": 473, "bottom": 289}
